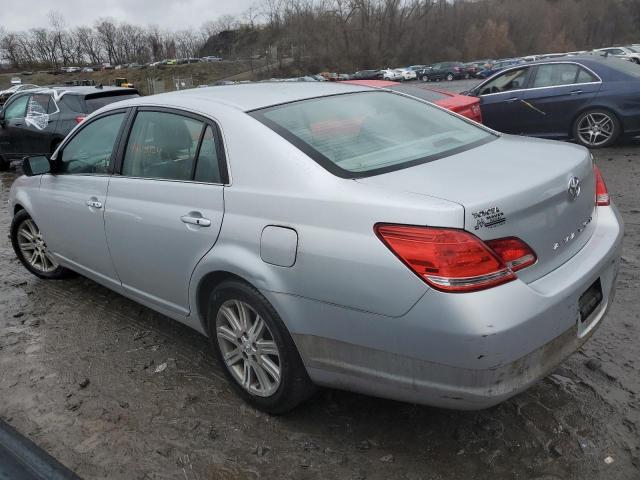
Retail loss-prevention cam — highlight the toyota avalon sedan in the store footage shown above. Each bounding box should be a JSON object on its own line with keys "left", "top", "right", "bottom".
{"left": 9, "top": 83, "right": 623, "bottom": 413}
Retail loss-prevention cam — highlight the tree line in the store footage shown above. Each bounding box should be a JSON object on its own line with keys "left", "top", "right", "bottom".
{"left": 1, "top": 0, "right": 639, "bottom": 71}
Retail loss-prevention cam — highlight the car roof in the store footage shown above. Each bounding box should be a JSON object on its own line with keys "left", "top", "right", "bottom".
{"left": 111, "top": 82, "right": 373, "bottom": 112}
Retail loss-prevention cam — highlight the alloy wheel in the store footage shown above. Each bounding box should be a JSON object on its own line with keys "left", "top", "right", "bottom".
{"left": 16, "top": 219, "right": 58, "bottom": 273}
{"left": 216, "top": 299, "right": 281, "bottom": 397}
{"left": 577, "top": 112, "right": 615, "bottom": 147}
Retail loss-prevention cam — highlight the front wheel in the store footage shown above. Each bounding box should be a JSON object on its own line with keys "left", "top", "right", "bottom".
{"left": 446, "top": 73, "right": 454, "bottom": 81}
{"left": 421, "top": 75, "right": 429, "bottom": 82}
{"left": 207, "top": 280, "right": 315, "bottom": 414}
{"left": 10, "top": 210, "right": 70, "bottom": 279}
{"left": 573, "top": 109, "right": 621, "bottom": 148}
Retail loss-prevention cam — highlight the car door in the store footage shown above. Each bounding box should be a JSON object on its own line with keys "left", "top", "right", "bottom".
{"left": 475, "top": 66, "right": 532, "bottom": 133}
{"left": 104, "top": 108, "right": 226, "bottom": 318}
{"left": 35, "top": 110, "right": 128, "bottom": 290}
{"left": 21, "top": 93, "right": 60, "bottom": 156}
{"left": 520, "top": 63, "right": 602, "bottom": 138}
{"left": 0, "top": 93, "right": 30, "bottom": 158}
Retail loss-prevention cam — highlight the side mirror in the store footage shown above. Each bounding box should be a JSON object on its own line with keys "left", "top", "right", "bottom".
{"left": 22, "top": 155, "right": 51, "bottom": 176}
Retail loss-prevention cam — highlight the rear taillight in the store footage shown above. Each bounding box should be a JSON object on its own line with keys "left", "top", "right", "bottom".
{"left": 75, "top": 115, "right": 87, "bottom": 124}
{"left": 594, "top": 165, "right": 610, "bottom": 206}
{"left": 375, "top": 225, "right": 518, "bottom": 292}
{"left": 484, "top": 237, "right": 536, "bottom": 272}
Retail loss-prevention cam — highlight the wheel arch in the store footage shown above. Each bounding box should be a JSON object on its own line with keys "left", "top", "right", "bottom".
{"left": 569, "top": 105, "right": 623, "bottom": 138}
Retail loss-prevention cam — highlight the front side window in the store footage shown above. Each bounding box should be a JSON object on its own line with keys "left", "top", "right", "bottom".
{"left": 253, "top": 91, "right": 494, "bottom": 177}
{"left": 478, "top": 67, "right": 529, "bottom": 95}
{"left": 3, "top": 95, "right": 29, "bottom": 120}
{"left": 59, "top": 113, "right": 125, "bottom": 174}
{"left": 122, "top": 111, "right": 203, "bottom": 180}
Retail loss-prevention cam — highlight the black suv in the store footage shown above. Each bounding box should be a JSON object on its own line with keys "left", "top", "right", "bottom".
{"left": 417, "top": 62, "right": 465, "bottom": 82}
{"left": 0, "top": 86, "right": 139, "bottom": 170}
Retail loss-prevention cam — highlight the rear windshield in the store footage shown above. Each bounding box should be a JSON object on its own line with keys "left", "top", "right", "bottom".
{"left": 84, "top": 92, "right": 139, "bottom": 112}
{"left": 252, "top": 91, "right": 493, "bottom": 177}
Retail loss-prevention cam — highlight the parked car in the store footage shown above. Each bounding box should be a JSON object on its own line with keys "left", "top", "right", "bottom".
{"left": 343, "top": 79, "right": 482, "bottom": 123}
{"left": 353, "top": 69, "right": 382, "bottom": 80}
{"left": 81, "top": 67, "right": 94, "bottom": 73}
{"left": 380, "top": 68, "right": 403, "bottom": 81}
{"left": 418, "top": 62, "right": 465, "bottom": 81}
{"left": 475, "top": 58, "right": 525, "bottom": 78}
{"left": 594, "top": 46, "right": 640, "bottom": 64}
{"left": 462, "top": 61, "right": 492, "bottom": 78}
{"left": 9, "top": 82, "right": 622, "bottom": 414}
{"left": 465, "top": 55, "right": 640, "bottom": 148}
{"left": 395, "top": 68, "right": 417, "bottom": 81}
{"left": 0, "top": 84, "right": 39, "bottom": 106}
{"left": 0, "top": 86, "right": 139, "bottom": 170}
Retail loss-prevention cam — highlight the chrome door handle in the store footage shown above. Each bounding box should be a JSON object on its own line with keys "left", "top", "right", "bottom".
{"left": 505, "top": 97, "right": 519, "bottom": 103}
{"left": 570, "top": 90, "right": 583, "bottom": 95}
{"left": 180, "top": 215, "right": 211, "bottom": 227}
{"left": 86, "top": 200, "right": 103, "bottom": 209}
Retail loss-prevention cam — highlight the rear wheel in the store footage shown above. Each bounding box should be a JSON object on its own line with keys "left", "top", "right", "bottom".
{"left": 10, "top": 210, "right": 69, "bottom": 279}
{"left": 421, "top": 75, "right": 429, "bottom": 82}
{"left": 573, "top": 109, "right": 621, "bottom": 148}
{"left": 446, "top": 73, "right": 454, "bottom": 81}
{"left": 207, "top": 280, "right": 315, "bottom": 414}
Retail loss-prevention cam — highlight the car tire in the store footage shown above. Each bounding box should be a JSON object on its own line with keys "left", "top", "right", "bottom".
{"left": 573, "top": 109, "right": 621, "bottom": 149}
{"left": 446, "top": 73, "right": 454, "bottom": 81}
{"left": 207, "top": 279, "right": 316, "bottom": 414}
{"left": 10, "top": 210, "right": 70, "bottom": 279}
{"left": 421, "top": 75, "right": 428, "bottom": 82}
{"left": 0, "top": 155, "right": 9, "bottom": 172}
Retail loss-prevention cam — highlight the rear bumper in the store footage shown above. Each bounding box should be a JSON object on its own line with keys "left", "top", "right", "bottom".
{"left": 278, "top": 205, "right": 623, "bottom": 409}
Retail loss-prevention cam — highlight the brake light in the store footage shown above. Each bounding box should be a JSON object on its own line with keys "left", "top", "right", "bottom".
{"left": 594, "top": 165, "right": 610, "bottom": 206}
{"left": 375, "top": 225, "right": 516, "bottom": 292}
{"left": 75, "top": 115, "right": 87, "bottom": 124}
{"left": 485, "top": 237, "right": 536, "bottom": 272}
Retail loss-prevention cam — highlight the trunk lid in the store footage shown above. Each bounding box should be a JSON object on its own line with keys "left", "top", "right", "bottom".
{"left": 356, "top": 135, "right": 597, "bottom": 283}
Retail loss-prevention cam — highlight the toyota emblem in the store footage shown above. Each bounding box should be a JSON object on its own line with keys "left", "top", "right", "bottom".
{"left": 568, "top": 176, "right": 581, "bottom": 200}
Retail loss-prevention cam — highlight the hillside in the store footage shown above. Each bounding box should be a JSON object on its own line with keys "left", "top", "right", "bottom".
{"left": 0, "top": 59, "right": 266, "bottom": 94}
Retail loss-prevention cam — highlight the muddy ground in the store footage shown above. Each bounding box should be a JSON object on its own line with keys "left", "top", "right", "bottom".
{"left": 1, "top": 120, "right": 639, "bottom": 478}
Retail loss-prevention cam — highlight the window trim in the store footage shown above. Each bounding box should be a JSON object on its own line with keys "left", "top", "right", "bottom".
{"left": 529, "top": 63, "right": 596, "bottom": 90}
{"left": 51, "top": 108, "right": 130, "bottom": 176}
{"left": 476, "top": 61, "right": 602, "bottom": 97}
{"left": 114, "top": 106, "right": 229, "bottom": 185}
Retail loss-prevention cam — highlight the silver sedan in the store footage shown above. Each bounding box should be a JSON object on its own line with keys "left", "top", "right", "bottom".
{"left": 9, "top": 82, "right": 623, "bottom": 413}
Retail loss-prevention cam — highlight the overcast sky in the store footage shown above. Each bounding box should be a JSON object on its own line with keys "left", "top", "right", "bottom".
{"left": 2, "top": 0, "right": 256, "bottom": 31}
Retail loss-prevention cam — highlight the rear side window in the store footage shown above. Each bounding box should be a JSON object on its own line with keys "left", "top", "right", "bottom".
{"left": 252, "top": 91, "right": 493, "bottom": 177}
{"left": 194, "top": 126, "right": 222, "bottom": 183}
{"left": 59, "top": 113, "right": 125, "bottom": 174}
{"left": 532, "top": 64, "right": 580, "bottom": 88}
{"left": 576, "top": 68, "right": 598, "bottom": 83}
{"left": 60, "top": 95, "right": 86, "bottom": 113}
{"left": 84, "top": 93, "right": 139, "bottom": 113}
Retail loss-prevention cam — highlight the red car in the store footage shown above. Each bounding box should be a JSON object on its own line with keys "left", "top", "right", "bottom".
{"left": 342, "top": 79, "right": 483, "bottom": 124}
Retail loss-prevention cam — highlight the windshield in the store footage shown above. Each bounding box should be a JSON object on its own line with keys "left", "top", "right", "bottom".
{"left": 252, "top": 91, "right": 494, "bottom": 177}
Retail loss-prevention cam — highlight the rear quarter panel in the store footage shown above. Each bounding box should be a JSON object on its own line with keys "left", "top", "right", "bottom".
{"left": 189, "top": 108, "right": 465, "bottom": 328}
